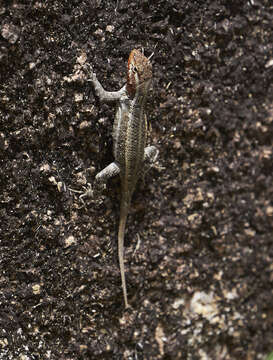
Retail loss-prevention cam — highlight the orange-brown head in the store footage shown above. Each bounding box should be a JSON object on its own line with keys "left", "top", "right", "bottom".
{"left": 126, "top": 49, "right": 152, "bottom": 99}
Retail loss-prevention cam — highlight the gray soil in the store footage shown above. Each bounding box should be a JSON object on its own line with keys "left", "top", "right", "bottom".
{"left": 0, "top": 1, "right": 272, "bottom": 359}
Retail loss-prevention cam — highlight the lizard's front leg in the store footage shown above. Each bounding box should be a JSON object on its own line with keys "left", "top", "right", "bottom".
{"left": 87, "top": 67, "right": 126, "bottom": 103}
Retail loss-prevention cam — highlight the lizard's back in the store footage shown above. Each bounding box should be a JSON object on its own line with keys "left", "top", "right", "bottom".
{"left": 113, "top": 98, "right": 147, "bottom": 197}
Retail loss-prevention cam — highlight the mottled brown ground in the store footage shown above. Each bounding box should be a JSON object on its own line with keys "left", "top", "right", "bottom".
{"left": 0, "top": 1, "right": 272, "bottom": 359}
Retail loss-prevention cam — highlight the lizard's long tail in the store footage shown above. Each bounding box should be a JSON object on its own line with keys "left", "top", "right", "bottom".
{"left": 118, "top": 199, "right": 130, "bottom": 308}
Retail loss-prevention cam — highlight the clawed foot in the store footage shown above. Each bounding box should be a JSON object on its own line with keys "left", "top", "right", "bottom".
{"left": 83, "top": 63, "right": 97, "bottom": 83}
{"left": 149, "top": 147, "right": 159, "bottom": 164}
{"left": 79, "top": 181, "right": 106, "bottom": 205}
{"left": 144, "top": 146, "right": 159, "bottom": 165}
{"left": 79, "top": 183, "right": 93, "bottom": 204}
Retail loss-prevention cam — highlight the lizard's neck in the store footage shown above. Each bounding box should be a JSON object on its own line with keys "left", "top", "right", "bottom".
{"left": 126, "top": 79, "right": 152, "bottom": 104}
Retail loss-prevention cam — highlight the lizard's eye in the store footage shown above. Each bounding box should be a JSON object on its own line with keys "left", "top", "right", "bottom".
{"left": 131, "top": 64, "right": 138, "bottom": 73}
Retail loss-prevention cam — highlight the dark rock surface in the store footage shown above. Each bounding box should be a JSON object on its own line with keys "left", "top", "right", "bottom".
{"left": 0, "top": 1, "right": 272, "bottom": 359}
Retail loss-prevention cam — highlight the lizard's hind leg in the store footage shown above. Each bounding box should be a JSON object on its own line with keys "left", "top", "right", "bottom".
{"left": 144, "top": 145, "right": 159, "bottom": 164}
{"left": 139, "top": 146, "right": 159, "bottom": 188}
{"left": 80, "top": 161, "right": 120, "bottom": 201}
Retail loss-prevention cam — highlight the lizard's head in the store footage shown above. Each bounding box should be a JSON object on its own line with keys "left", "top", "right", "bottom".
{"left": 127, "top": 49, "right": 152, "bottom": 98}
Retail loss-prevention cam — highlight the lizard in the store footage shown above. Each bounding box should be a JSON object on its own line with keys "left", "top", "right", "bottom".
{"left": 85, "top": 49, "right": 158, "bottom": 308}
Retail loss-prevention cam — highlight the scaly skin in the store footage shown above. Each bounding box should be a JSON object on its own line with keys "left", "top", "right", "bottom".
{"left": 87, "top": 49, "right": 158, "bottom": 308}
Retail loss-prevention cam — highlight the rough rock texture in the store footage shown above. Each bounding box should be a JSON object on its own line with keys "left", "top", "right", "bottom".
{"left": 0, "top": 1, "right": 272, "bottom": 359}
